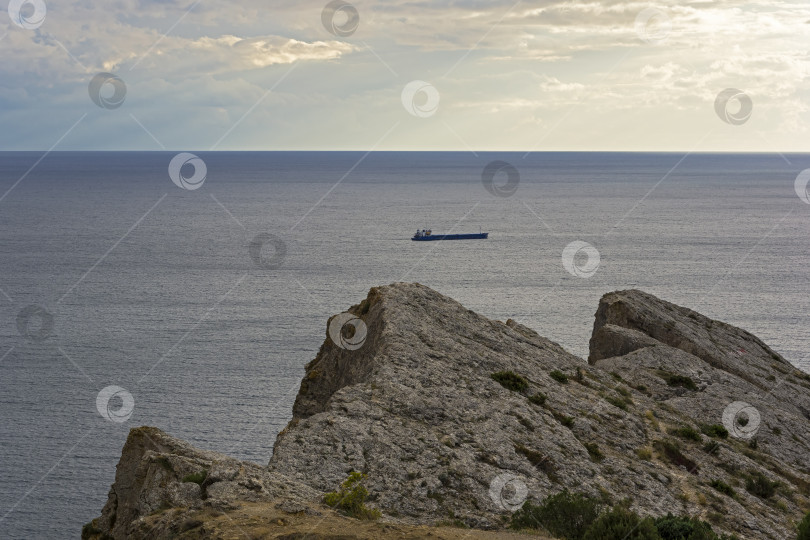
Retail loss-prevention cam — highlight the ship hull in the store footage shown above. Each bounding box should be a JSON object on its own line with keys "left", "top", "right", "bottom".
{"left": 411, "top": 233, "right": 488, "bottom": 241}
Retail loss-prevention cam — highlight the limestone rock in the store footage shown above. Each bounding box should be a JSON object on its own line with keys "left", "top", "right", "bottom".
{"left": 269, "top": 284, "right": 809, "bottom": 539}
{"left": 84, "top": 427, "right": 320, "bottom": 539}
{"left": 589, "top": 323, "right": 661, "bottom": 363}
{"left": 85, "top": 284, "right": 810, "bottom": 540}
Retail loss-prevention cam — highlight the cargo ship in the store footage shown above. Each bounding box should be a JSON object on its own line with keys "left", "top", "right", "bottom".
{"left": 412, "top": 229, "right": 488, "bottom": 241}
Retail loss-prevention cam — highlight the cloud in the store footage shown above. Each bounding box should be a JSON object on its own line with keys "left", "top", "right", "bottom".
{"left": 128, "top": 34, "right": 355, "bottom": 74}
{"left": 1, "top": 0, "right": 810, "bottom": 150}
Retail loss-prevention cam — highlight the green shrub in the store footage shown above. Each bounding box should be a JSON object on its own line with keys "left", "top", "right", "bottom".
{"left": 510, "top": 490, "right": 602, "bottom": 539}
{"left": 657, "top": 371, "right": 698, "bottom": 391}
{"left": 605, "top": 396, "right": 629, "bottom": 411}
{"left": 745, "top": 471, "right": 778, "bottom": 499}
{"left": 510, "top": 492, "right": 740, "bottom": 540}
{"left": 709, "top": 479, "right": 734, "bottom": 497}
{"left": 655, "top": 514, "right": 693, "bottom": 539}
{"left": 703, "top": 440, "right": 721, "bottom": 455}
{"left": 671, "top": 426, "right": 702, "bottom": 442}
{"left": 797, "top": 511, "right": 810, "bottom": 540}
{"left": 653, "top": 440, "right": 698, "bottom": 474}
{"left": 514, "top": 443, "right": 545, "bottom": 466}
{"left": 436, "top": 518, "right": 468, "bottom": 528}
{"left": 181, "top": 470, "right": 207, "bottom": 485}
{"left": 528, "top": 392, "right": 547, "bottom": 406}
{"left": 654, "top": 513, "right": 725, "bottom": 539}
{"left": 584, "top": 442, "right": 605, "bottom": 462}
{"left": 514, "top": 443, "right": 557, "bottom": 480}
{"left": 582, "top": 507, "right": 661, "bottom": 540}
{"left": 557, "top": 414, "right": 575, "bottom": 428}
{"left": 323, "top": 472, "right": 381, "bottom": 520}
{"left": 700, "top": 424, "right": 729, "bottom": 439}
{"left": 491, "top": 371, "right": 528, "bottom": 392}
{"left": 636, "top": 447, "right": 652, "bottom": 461}
{"left": 81, "top": 521, "right": 103, "bottom": 538}
{"left": 550, "top": 370, "right": 569, "bottom": 384}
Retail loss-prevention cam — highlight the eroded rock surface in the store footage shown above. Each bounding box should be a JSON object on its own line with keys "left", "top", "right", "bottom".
{"left": 85, "top": 284, "right": 810, "bottom": 540}
{"left": 84, "top": 426, "right": 321, "bottom": 539}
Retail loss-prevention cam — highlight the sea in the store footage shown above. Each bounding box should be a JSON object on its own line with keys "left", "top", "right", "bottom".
{"left": 1, "top": 151, "right": 809, "bottom": 538}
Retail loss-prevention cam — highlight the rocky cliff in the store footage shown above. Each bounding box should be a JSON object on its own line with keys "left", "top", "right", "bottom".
{"left": 84, "top": 284, "right": 810, "bottom": 539}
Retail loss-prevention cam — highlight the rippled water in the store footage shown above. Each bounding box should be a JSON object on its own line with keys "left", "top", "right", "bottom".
{"left": 1, "top": 151, "right": 809, "bottom": 538}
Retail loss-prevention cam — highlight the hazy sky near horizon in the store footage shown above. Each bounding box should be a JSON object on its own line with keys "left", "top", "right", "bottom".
{"left": 2, "top": 0, "right": 810, "bottom": 151}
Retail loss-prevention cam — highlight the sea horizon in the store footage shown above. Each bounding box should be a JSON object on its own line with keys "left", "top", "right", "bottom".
{"left": 4, "top": 150, "right": 810, "bottom": 154}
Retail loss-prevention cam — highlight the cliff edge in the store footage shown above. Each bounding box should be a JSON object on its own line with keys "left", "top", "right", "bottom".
{"left": 84, "top": 284, "right": 810, "bottom": 539}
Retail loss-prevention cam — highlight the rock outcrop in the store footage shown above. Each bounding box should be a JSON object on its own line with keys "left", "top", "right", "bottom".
{"left": 83, "top": 426, "right": 323, "bottom": 539}
{"left": 85, "top": 284, "right": 810, "bottom": 540}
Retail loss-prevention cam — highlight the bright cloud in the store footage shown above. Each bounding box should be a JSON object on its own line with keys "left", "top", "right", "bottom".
{"left": 0, "top": 0, "right": 809, "bottom": 150}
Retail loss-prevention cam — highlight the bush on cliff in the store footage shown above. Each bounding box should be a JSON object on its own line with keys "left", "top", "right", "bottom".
{"left": 709, "top": 479, "right": 735, "bottom": 497}
{"left": 528, "top": 392, "right": 547, "bottom": 406}
{"left": 582, "top": 506, "right": 661, "bottom": 540}
{"left": 323, "top": 472, "right": 381, "bottom": 520}
{"left": 655, "top": 513, "right": 731, "bottom": 539}
{"left": 510, "top": 492, "right": 738, "bottom": 540}
{"left": 491, "top": 371, "right": 529, "bottom": 392}
{"left": 796, "top": 511, "right": 810, "bottom": 540}
{"left": 181, "top": 470, "right": 207, "bottom": 485}
{"left": 510, "top": 490, "right": 602, "bottom": 539}
{"left": 671, "top": 426, "right": 702, "bottom": 442}
{"left": 700, "top": 424, "right": 729, "bottom": 439}
{"left": 550, "top": 370, "right": 569, "bottom": 384}
{"left": 745, "top": 471, "right": 778, "bottom": 499}
{"left": 657, "top": 370, "right": 698, "bottom": 391}
{"left": 654, "top": 439, "right": 698, "bottom": 473}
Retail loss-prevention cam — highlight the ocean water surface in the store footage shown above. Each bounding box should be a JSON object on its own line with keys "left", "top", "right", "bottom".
{"left": 1, "top": 151, "right": 809, "bottom": 538}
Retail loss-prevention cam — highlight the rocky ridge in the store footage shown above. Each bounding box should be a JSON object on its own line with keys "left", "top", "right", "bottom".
{"left": 85, "top": 283, "right": 810, "bottom": 539}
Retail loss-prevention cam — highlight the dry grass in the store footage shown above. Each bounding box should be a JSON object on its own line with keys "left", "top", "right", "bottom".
{"left": 137, "top": 501, "right": 553, "bottom": 540}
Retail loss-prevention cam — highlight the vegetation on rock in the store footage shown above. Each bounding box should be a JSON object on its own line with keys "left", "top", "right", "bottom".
{"left": 745, "top": 470, "right": 779, "bottom": 499}
{"left": 703, "top": 440, "right": 721, "bottom": 455}
{"left": 654, "top": 513, "right": 738, "bottom": 539}
{"left": 709, "top": 479, "right": 735, "bottom": 498}
{"left": 797, "top": 511, "right": 810, "bottom": 540}
{"left": 583, "top": 442, "right": 605, "bottom": 462}
{"left": 582, "top": 506, "right": 660, "bottom": 540}
{"left": 700, "top": 424, "right": 729, "bottom": 439}
{"left": 657, "top": 370, "right": 698, "bottom": 391}
{"left": 181, "top": 470, "right": 207, "bottom": 485}
{"left": 514, "top": 443, "right": 556, "bottom": 479}
{"left": 670, "top": 426, "right": 702, "bottom": 442}
{"left": 653, "top": 439, "right": 698, "bottom": 473}
{"left": 605, "top": 395, "right": 630, "bottom": 411}
{"left": 528, "top": 392, "right": 547, "bottom": 406}
{"left": 550, "top": 370, "right": 569, "bottom": 384}
{"left": 509, "top": 490, "right": 602, "bottom": 539}
{"left": 323, "top": 472, "right": 381, "bottom": 520}
{"left": 491, "top": 371, "right": 529, "bottom": 392}
{"left": 511, "top": 493, "right": 739, "bottom": 540}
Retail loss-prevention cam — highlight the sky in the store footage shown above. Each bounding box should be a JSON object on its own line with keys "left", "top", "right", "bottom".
{"left": 1, "top": 0, "right": 809, "bottom": 151}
